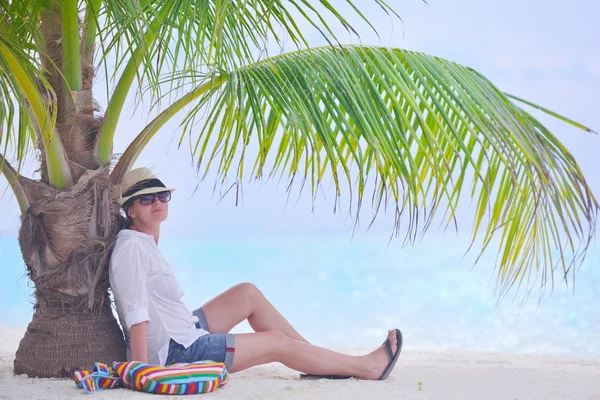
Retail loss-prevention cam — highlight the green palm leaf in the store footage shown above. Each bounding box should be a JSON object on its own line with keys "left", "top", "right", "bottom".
{"left": 0, "top": 20, "right": 73, "bottom": 189}
{"left": 0, "top": 4, "right": 44, "bottom": 162}
{"left": 96, "top": 0, "right": 397, "bottom": 78}
{"left": 93, "top": 0, "right": 400, "bottom": 163}
{"left": 117, "top": 46, "right": 598, "bottom": 294}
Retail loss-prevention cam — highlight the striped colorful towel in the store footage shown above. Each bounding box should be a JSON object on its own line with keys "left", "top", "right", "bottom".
{"left": 74, "top": 361, "right": 229, "bottom": 395}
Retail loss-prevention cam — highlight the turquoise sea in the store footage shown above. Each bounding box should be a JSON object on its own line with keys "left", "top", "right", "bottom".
{"left": 1, "top": 233, "right": 598, "bottom": 358}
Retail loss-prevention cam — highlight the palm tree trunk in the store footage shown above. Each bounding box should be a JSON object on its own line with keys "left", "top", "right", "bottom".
{"left": 14, "top": 290, "right": 125, "bottom": 378}
{"left": 13, "top": 166, "right": 126, "bottom": 378}
{"left": 10, "top": 4, "right": 127, "bottom": 378}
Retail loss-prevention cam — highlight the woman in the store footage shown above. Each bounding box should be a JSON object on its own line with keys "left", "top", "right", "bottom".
{"left": 109, "top": 167, "right": 402, "bottom": 380}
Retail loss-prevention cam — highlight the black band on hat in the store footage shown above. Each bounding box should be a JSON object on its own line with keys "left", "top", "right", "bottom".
{"left": 121, "top": 178, "right": 166, "bottom": 198}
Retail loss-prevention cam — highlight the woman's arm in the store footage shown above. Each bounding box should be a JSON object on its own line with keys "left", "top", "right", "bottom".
{"left": 111, "top": 243, "right": 151, "bottom": 363}
{"left": 130, "top": 321, "right": 149, "bottom": 363}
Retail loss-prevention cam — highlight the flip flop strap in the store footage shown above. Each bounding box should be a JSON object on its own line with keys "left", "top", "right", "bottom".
{"left": 383, "top": 339, "right": 394, "bottom": 361}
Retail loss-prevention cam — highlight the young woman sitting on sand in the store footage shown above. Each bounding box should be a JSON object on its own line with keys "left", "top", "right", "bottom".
{"left": 109, "top": 167, "right": 402, "bottom": 380}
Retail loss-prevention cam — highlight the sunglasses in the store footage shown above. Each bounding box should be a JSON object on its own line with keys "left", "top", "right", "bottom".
{"left": 135, "top": 190, "right": 171, "bottom": 206}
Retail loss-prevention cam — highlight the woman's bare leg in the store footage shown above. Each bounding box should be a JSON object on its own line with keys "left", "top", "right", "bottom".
{"left": 229, "top": 329, "right": 399, "bottom": 380}
{"left": 201, "top": 283, "right": 310, "bottom": 343}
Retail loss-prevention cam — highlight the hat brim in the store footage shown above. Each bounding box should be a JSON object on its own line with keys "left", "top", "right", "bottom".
{"left": 117, "top": 187, "right": 175, "bottom": 206}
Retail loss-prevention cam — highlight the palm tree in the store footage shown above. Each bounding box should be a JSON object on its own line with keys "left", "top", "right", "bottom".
{"left": 0, "top": 0, "right": 597, "bottom": 379}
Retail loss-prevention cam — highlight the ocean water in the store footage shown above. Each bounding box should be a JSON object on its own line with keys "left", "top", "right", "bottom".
{"left": 1, "top": 233, "right": 598, "bottom": 358}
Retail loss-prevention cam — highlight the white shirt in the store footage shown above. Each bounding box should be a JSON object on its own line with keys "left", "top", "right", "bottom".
{"left": 109, "top": 229, "right": 207, "bottom": 365}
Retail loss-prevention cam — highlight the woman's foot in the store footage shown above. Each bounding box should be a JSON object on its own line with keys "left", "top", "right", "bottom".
{"left": 364, "top": 329, "right": 400, "bottom": 380}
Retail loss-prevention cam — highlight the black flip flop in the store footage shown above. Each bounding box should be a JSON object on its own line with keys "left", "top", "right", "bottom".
{"left": 378, "top": 328, "right": 402, "bottom": 380}
{"left": 299, "top": 329, "right": 403, "bottom": 380}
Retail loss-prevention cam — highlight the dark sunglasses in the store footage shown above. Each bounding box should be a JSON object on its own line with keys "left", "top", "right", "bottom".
{"left": 135, "top": 190, "right": 171, "bottom": 206}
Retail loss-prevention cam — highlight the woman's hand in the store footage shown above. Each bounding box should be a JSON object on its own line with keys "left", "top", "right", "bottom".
{"left": 130, "top": 321, "right": 149, "bottom": 363}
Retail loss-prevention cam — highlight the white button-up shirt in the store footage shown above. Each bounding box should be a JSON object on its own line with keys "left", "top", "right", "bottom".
{"left": 109, "top": 229, "right": 207, "bottom": 365}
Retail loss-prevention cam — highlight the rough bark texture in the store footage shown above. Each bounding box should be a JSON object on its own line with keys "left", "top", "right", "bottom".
{"left": 55, "top": 115, "right": 103, "bottom": 183}
{"left": 13, "top": 290, "right": 126, "bottom": 378}
{"left": 14, "top": 167, "right": 127, "bottom": 378}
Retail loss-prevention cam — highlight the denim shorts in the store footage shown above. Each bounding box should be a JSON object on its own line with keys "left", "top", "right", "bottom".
{"left": 166, "top": 307, "right": 235, "bottom": 371}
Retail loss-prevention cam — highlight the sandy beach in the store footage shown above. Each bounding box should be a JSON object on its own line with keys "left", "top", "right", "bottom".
{"left": 1, "top": 327, "right": 599, "bottom": 400}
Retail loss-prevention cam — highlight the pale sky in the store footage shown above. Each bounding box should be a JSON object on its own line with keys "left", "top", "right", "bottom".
{"left": 1, "top": 0, "right": 598, "bottom": 245}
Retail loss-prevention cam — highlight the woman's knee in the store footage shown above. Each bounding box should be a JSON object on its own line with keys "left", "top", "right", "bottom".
{"left": 235, "top": 282, "right": 263, "bottom": 301}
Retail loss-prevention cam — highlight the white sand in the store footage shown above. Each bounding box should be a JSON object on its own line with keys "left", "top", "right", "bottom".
{"left": 1, "top": 327, "right": 599, "bottom": 400}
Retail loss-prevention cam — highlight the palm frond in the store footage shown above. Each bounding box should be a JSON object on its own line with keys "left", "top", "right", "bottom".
{"left": 129, "top": 46, "right": 597, "bottom": 294}
{"left": 93, "top": 0, "right": 400, "bottom": 164}
{"left": 0, "top": 30, "right": 73, "bottom": 189}
{"left": 505, "top": 93, "right": 597, "bottom": 134}
{"left": 0, "top": 1, "right": 47, "bottom": 52}
{"left": 61, "top": 0, "right": 82, "bottom": 91}
{"left": 0, "top": 27, "right": 41, "bottom": 165}
{"left": 0, "top": 2, "right": 45, "bottom": 163}
{"left": 93, "top": 0, "right": 398, "bottom": 102}
{"left": 0, "top": 153, "right": 29, "bottom": 213}
{"left": 111, "top": 74, "right": 225, "bottom": 183}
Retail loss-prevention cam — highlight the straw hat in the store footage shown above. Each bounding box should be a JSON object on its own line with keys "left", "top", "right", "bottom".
{"left": 117, "top": 167, "right": 175, "bottom": 206}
